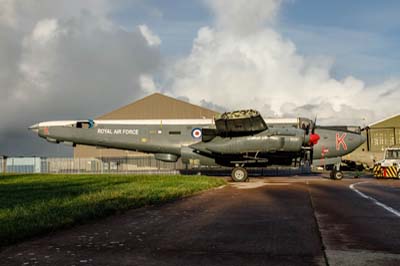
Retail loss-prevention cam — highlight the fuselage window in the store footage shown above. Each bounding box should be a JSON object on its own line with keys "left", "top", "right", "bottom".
{"left": 77, "top": 122, "right": 90, "bottom": 129}
{"left": 169, "top": 131, "right": 181, "bottom": 135}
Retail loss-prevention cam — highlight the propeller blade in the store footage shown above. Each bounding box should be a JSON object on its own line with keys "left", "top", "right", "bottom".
{"left": 310, "top": 116, "right": 318, "bottom": 166}
{"left": 312, "top": 116, "right": 317, "bottom": 134}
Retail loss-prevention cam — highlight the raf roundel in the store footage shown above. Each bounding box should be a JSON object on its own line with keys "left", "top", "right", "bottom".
{"left": 191, "top": 128, "right": 202, "bottom": 139}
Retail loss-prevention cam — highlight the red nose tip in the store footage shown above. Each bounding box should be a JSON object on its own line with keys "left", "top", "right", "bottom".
{"left": 309, "top": 133, "right": 320, "bottom": 145}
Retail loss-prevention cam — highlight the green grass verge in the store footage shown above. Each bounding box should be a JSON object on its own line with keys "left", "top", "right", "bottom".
{"left": 0, "top": 174, "right": 226, "bottom": 247}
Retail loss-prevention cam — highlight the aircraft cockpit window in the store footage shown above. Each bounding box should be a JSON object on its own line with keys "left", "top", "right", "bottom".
{"left": 347, "top": 126, "right": 361, "bottom": 134}
{"left": 76, "top": 120, "right": 96, "bottom": 129}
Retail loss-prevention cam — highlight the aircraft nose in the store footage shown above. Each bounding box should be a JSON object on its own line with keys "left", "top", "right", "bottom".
{"left": 29, "top": 123, "right": 40, "bottom": 133}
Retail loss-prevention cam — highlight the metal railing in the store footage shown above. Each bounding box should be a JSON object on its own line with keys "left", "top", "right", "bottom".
{"left": 0, "top": 156, "right": 180, "bottom": 175}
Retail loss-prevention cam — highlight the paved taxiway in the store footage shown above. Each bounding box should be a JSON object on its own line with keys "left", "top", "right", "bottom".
{"left": 1, "top": 175, "right": 400, "bottom": 266}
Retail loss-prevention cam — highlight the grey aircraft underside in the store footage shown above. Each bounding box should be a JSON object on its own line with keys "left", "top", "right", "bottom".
{"left": 29, "top": 111, "right": 366, "bottom": 181}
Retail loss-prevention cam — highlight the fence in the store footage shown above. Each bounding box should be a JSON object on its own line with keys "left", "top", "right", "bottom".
{"left": 0, "top": 156, "right": 311, "bottom": 176}
{"left": 0, "top": 156, "right": 180, "bottom": 174}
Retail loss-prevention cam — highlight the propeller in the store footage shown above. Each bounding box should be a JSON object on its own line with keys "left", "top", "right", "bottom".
{"left": 308, "top": 116, "right": 319, "bottom": 165}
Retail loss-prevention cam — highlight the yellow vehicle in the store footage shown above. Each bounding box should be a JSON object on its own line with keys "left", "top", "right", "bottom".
{"left": 373, "top": 148, "right": 400, "bottom": 179}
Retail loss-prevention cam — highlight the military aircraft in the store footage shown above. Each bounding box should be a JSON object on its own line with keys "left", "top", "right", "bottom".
{"left": 29, "top": 109, "right": 366, "bottom": 181}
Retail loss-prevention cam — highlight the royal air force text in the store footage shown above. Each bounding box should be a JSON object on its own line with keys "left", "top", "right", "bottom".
{"left": 97, "top": 128, "right": 139, "bottom": 135}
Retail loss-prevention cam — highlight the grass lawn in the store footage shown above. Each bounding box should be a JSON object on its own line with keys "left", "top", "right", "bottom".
{"left": 0, "top": 174, "right": 226, "bottom": 247}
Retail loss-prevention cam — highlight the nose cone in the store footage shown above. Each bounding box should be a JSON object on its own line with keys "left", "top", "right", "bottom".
{"left": 348, "top": 134, "right": 367, "bottom": 152}
{"left": 29, "top": 123, "right": 40, "bottom": 133}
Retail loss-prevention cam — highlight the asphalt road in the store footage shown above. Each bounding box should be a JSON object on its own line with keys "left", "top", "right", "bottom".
{"left": 2, "top": 175, "right": 400, "bottom": 266}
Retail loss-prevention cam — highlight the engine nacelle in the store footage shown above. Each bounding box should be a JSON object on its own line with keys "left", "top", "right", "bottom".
{"left": 154, "top": 153, "right": 179, "bottom": 162}
{"left": 191, "top": 134, "right": 303, "bottom": 154}
{"left": 46, "top": 137, "right": 59, "bottom": 144}
{"left": 180, "top": 147, "right": 217, "bottom": 166}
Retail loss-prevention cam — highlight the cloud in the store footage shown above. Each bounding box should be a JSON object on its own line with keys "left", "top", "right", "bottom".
{"left": 139, "top": 24, "right": 161, "bottom": 46}
{"left": 199, "top": 99, "right": 227, "bottom": 114}
{"left": 139, "top": 74, "right": 157, "bottom": 93}
{"left": 206, "top": 0, "right": 282, "bottom": 34}
{"left": 279, "top": 24, "right": 400, "bottom": 83}
{"left": 167, "top": 0, "right": 400, "bottom": 125}
{"left": 0, "top": 0, "right": 113, "bottom": 30}
{"left": 0, "top": 1, "right": 161, "bottom": 156}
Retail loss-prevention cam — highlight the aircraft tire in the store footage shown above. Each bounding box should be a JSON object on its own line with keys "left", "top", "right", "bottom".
{"left": 331, "top": 170, "right": 344, "bottom": 180}
{"left": 231, "top": 167, "right": 248, "bottom": 182}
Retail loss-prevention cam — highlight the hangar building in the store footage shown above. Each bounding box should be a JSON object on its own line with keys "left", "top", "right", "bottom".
{"left": 74, "top": 93, "right": 219, "bottom": 158}
{"left": 364, "top": 114, "right": 400, "bottom": 152}
{"left": 344, "top": 113, "right": 400, "bottom": 165}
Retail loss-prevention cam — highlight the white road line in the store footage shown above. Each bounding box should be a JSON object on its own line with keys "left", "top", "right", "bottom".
{"left": 349, "top": 181, "right": 400, "bottom": 218}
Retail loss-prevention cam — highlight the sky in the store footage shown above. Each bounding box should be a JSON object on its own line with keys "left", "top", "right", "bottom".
{"left": 1, "top": 0, "right": 400, "bottom": 156}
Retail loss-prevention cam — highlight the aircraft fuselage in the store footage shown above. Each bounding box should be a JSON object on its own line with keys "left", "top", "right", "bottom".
{"left": 30, "top": 118, "right": 366, "bottom": 168}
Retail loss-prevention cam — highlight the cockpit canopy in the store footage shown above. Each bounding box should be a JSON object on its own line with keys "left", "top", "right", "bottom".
{"left": 40, "top": 119, "right": 96, "bottom": 129}
{"left": 215, "top": 109, "right": 267, "bottom": 136}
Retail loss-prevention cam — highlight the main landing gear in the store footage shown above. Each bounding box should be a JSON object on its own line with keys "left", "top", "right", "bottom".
{"left": 330, "top": 163, "right": 344, "bottom": 180}
{"left": 231, "top": 167, "right": 249, "bottom": 182}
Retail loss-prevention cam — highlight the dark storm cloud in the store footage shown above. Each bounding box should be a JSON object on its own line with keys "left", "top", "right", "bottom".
{"left": 0, "top": 1, "right": 162, "bottom": 156}
{"left": 0, "top": 24, "right": 23, "bottom": 98}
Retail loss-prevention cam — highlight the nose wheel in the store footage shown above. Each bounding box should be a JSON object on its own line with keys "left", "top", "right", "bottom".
{"left": 330, "top": 162, "right": 344, "bottom": 180}
{"left": 330, "top": 170, "right": 344, "bottom": 180}
{"left": 231, "top": 167, "right": 249, "bottom": 182}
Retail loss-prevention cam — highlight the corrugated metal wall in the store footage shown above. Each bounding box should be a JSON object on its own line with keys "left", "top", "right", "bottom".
{"left": 366, "top": 115, "right": 400, "bottom": 152}
{"left": 368, "top": 128, "right": 398, "bottom": 152}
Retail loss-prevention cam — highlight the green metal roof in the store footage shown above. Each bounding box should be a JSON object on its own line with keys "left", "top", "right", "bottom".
{"left": 369, "top": 113, "right": 400, "bottom": 128}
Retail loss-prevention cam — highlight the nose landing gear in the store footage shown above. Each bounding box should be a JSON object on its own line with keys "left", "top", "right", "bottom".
{"left": 330, "top": 163, "right": 344, "bottom": 180}
{"left": 330, "top": 170, "right": 344, "bottom": 180}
